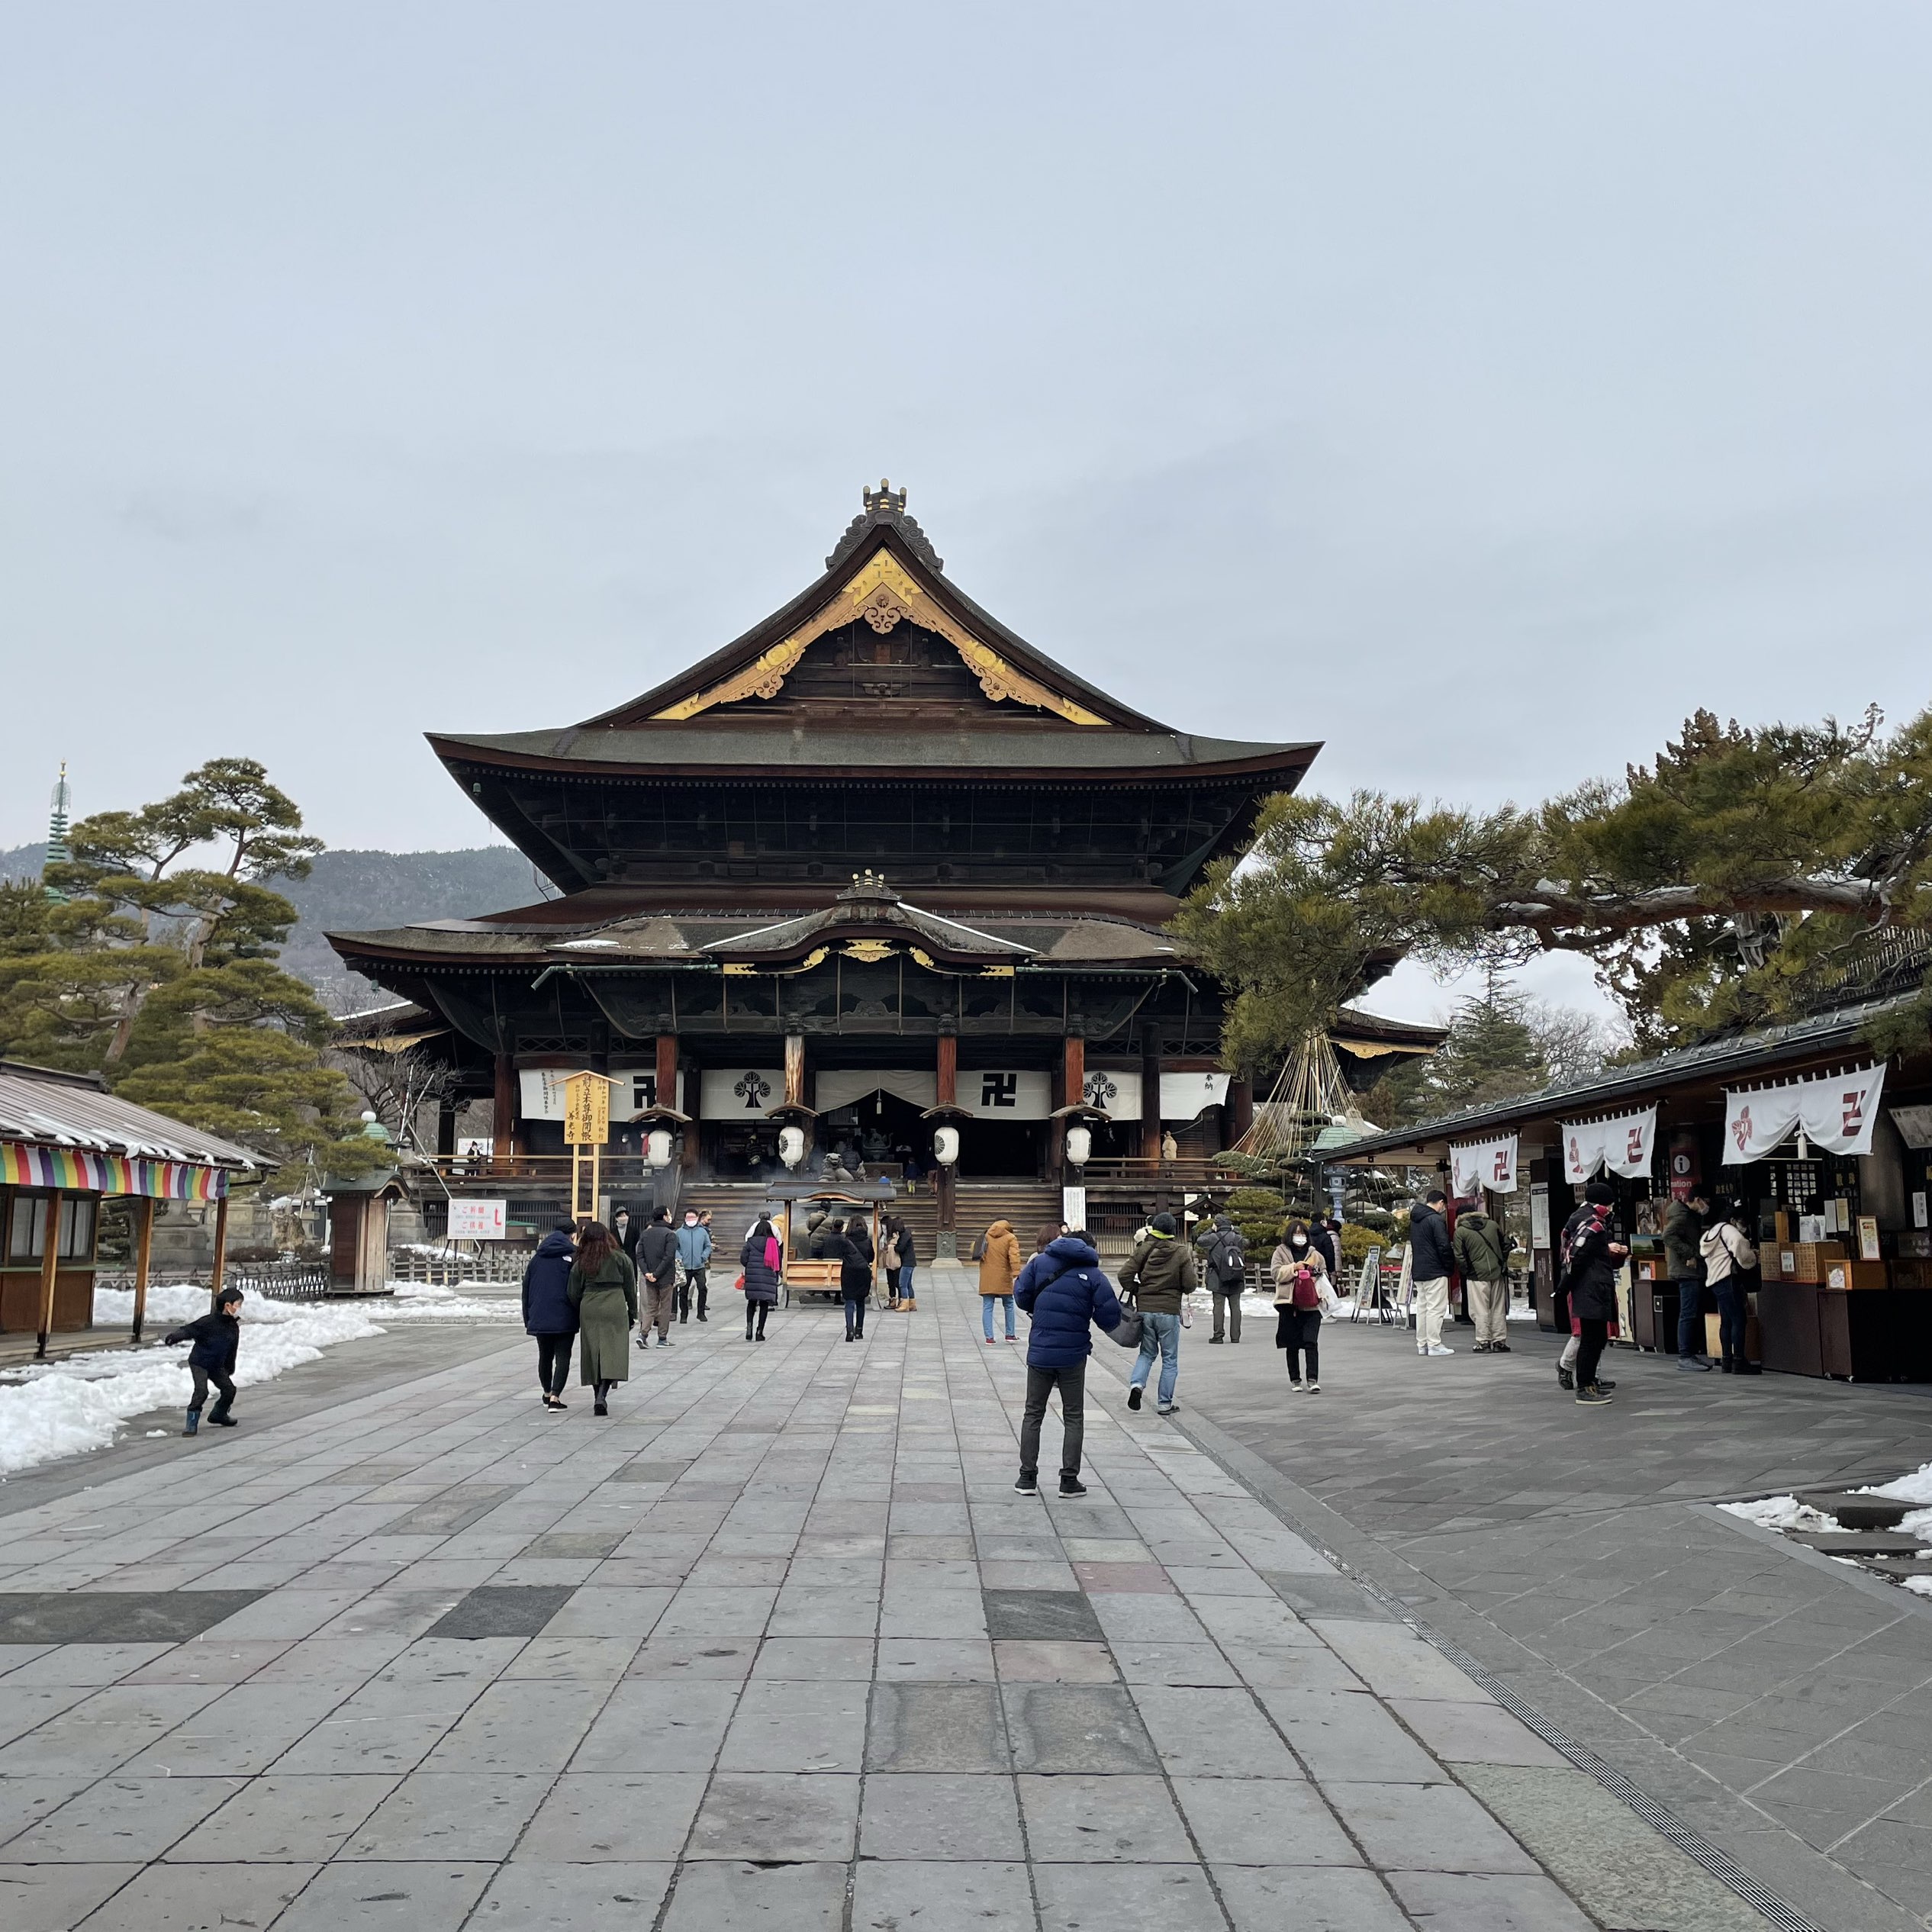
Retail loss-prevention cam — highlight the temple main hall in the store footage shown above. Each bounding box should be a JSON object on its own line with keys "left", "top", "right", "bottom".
{"left": 329, "top": 485, "right": 1432, "bottom": 1246}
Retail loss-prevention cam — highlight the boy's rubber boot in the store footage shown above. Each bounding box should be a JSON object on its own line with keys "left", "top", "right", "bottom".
{"left": 182, "top": 1409, "right": 200, "bottom": 1436}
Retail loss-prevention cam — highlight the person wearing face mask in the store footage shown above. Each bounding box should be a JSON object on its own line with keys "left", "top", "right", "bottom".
{"left": 1270, "top": 1222, "right": 1337, "bottom": 1391}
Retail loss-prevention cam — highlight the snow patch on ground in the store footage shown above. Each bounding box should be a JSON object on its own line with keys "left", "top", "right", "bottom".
{"left": 0, "top": 1280, "right": 515, "bottom": 1480}
{"left": 1719, "top": 1495, "right": 1836, "bottom": 1534}
{"left": 1867, "top": 1462, "right": 1932, "bottom": 1508}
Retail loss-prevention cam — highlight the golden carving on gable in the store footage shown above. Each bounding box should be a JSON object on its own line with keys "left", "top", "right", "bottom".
{"left": 654, "top": 548, "right": 1106, "bottom": 725}
{"left": 841, "top": 939, "right": 895, "bottom": 964}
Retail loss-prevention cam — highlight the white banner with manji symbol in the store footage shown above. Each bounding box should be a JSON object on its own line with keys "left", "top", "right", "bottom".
{"left": 699, "top": 1068, "right": 785, "bottom": 1119}
{"left": 1562, "top": 1105, "right": 1658, "bottom": 1183}
{"left": 1451, "top": 1135, "right": 1519, "bottom": 1196}
{"left": 961, "top": 1070, "right": 1052, "bottom": 1119}
{"left": 1724, "top": 1064, "right": 1888, "bottom": 1163}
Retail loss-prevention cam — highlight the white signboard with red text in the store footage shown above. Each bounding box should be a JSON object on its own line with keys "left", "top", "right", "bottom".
{"left": 448, "top": 1199, "right": 508, "bottom": 1241}
{"left": 1723, "top": 1065, "right": 1888, "bottom": 1163}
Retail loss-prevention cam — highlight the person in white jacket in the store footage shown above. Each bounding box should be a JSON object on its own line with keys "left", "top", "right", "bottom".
{"left": 1271, "top": 1225, "right": 1339, "bottom": 1392}
{"left": 1699, "top": 1207, "right": 1760, "bottom": 1376}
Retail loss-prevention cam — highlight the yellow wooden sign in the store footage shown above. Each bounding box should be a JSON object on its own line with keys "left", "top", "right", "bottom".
{"left": 563, "top": 1071, "right": 612, "bottom": 1148}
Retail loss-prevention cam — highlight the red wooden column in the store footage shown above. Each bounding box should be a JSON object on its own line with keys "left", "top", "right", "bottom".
{"left": 493, "top": 1052, "right": 518, "bottom": 1167}
{"left": 130, "top": 1195, "right": 156, "bottom": 1343}
{"left": 1141, "top": 1035, "right": 1163, "bottom": 1162}
{"left": 1052, "top": 1035, "right": 1085, "bottom": 1179}
{"left": 783, "top": 1033, "right": 806, "bottom": 1109}
{"left": 655, "top": 1034, "right": 680, "bottom": 1111}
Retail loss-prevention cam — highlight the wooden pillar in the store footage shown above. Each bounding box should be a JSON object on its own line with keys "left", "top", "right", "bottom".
{"left": 493, "top": 1051, "right": 517, "bottom": 1166}
{"left": 1064, "top": 1035, "right": 1086, "bottom": 1106}
{"left": 34, "top": 1193, "right": 61, "bottom": 1359}
{"left": 130, "top": 1195, "right": 156, "bottom": 1343}
{"left": 1225, "top": 1077, "right": 1254, "bottom": 1150}
{"left": 783, "top": 1033, "right": 806, "bottom": 1109}
{"left": 1141, "top": 1034, "right": 1163, "bottom": 1163}
{"left": 1052, "top": 1035, "right": 1085, "bottom": 1180}
{"left": 936, "top": 1032, "right": 958, "bottom": 1108}
{"left": 655, "top": 1034, "right": 680, "bottom": 1111}
{"left": 435, "top": 1099, "right": 457, "bottom": 1158}
{"left": 208, "top": 1193, "right": 230, "bottom": 1313}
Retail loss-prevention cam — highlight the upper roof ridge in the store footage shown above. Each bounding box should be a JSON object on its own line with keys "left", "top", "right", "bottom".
{"left": 826, "top": 479, "right": 942, "bottom": 573}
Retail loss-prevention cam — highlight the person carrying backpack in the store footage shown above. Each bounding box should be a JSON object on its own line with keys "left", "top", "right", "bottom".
{"left": 1200, "top": 1212, "right": 1248, "bottom": 1343}
{"left": 1451, "top": 1201, "right": 1512, "bottom": 1354}
{"left": 1270, "top": 1223, "right": 1337, "bottom": 1391}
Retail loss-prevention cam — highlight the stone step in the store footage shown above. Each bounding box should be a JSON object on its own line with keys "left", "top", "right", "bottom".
{"left": 1786, "top": 1529, "right": 1927, "bottom": 1557}
{"left": 1794, "top": 1490, "right": 1912, "bottom": 1531}
{"left": 1856, "top": 1556, "right": 1932, "bottom": 1581}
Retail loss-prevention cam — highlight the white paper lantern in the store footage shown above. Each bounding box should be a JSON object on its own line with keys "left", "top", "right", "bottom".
{"left": 1064, "top": 1125, "right": 1092, "bottom": 1167}
{"left": 646, "top": 1129, "right": 673, "bottom": 1169}
{"left": 933, "top": 1125, "right": 960, "bottom": 1167}
{"left": 778, "top": 1125, "right": 806, "bottom": 1167}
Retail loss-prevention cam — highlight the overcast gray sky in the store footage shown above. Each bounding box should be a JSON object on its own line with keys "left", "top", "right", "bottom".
{"left": 5, "top": 4, "right": 1928, "bottom": 1022}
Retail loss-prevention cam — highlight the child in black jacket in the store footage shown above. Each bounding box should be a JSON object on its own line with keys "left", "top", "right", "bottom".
{"left": 166, "top": 1286, "right": 245, "bottom": 1436}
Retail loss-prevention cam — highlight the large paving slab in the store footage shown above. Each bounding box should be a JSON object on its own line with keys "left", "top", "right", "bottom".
{"left": 0, "top": 1265, "right": 1794, "bottom": 1927}
{"left": 1137, "top": 1293, "right": 1932, "bottom": 1932}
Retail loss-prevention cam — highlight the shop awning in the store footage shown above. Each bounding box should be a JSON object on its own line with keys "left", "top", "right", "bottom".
{"left": 1451, "top": 1135, "right": 1519, "bottom": 1196}
{"left": 1560, "top": 1106, "right": 1657, "bottom": 1183}
{"left": 1724, "top": 1064, "right": 1886, "bottom": 1163}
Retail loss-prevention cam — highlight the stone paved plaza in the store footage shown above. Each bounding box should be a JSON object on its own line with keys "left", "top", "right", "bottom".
{"left": 0, "top": 1267, "right": 1803, "bottom": 1931}
{"left": 1152, "top": 1300, "right": 1932, "bottom": 1932}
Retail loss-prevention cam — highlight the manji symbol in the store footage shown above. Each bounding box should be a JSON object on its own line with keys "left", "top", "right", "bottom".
{"left": 981, "top": 1072, "right": 1019, "bottom": 1109}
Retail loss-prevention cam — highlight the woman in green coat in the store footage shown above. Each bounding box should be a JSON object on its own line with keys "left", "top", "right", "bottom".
{"left": 567, "top": 1222, "right": 639, "bottom": 1416}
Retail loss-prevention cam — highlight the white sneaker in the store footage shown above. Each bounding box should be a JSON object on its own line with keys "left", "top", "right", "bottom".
{"left": 1426, "top": 1342, "right": 1454, "bottom": 1357}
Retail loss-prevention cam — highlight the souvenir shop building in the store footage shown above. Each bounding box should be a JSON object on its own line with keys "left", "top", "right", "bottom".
{"left": 327, "top": 485, "right": 1419, "bottom": 1229}
{"left": 1331, "top": 983, "right": 1932, "bottom": 1381}
{"left": 0, "top": 1058, "right": 261, "bottom": 1353}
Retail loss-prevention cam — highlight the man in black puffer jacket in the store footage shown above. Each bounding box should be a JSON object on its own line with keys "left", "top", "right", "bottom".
{"left": 1014, "top": 1232, "right": 1129, "bottom": 1498}
{"left": 1409, "top": 1192, "right": 1457, "bottom": 1358}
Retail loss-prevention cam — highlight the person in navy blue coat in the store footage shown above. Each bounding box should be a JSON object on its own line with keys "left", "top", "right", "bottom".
{"left": 1013, "top": 1232, "right": 1128, "bottom": 1497}
{"left": 521, "top": 1223, "right": 579, "bottom": 1409}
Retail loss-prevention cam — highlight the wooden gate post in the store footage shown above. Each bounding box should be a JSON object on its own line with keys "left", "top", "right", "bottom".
{"left": 34, "top": 1193, "right": 61, "bottom": 1359}
{"left": 130, "top": 1196, "right": 156, "bottom": 1343}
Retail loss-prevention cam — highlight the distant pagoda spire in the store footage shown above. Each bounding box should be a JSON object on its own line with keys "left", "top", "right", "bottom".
{"left": 43, "top": 762, "right": 70, "bottom": 903}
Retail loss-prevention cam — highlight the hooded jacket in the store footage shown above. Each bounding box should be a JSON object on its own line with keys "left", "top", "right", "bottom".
{"left": 675, "top": 1219, "right": 713, "bottom": 1269}
{"left": 1561, "top": 1202, "right": 1622, "bottom": 1322}
{"left": 1407, "top": 1203, "right": 1456, "bottom": 1280}
{"left": 521, "top": 1229, "right": 578, "bottom": 1335}
{"left": 1451, "top": 1210, "right": 1509, "bottom": 1283}
{"left": 1199, "top": 1214, "right": 1248, "bottom": 1287}
{"left": 978, "top": 1220, "right": 1023, "bottom": 1296}
{"left": 1120, "top": 1227, "right": 1196, "bottom": 1314}
{"left": 1663, "top": 1199, "right": 1705, "bottom": 1279}
{"left": 166, "top": 1306, "right": 240, "bottom": 1373}
{"left": 1014, "top": 1235, "right": 1125, "bottom": 1368}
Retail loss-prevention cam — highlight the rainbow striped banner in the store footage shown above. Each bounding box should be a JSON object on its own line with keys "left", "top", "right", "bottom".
{"left": 0, "top": 1144, "right": 229, "bottom": 1199}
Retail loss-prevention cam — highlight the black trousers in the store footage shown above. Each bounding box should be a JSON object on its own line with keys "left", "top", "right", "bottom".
{"left": 844, "top": 1290, "right": 867, "bottom": 1338}
{"left": 1280, "top": 1308, "right": 1322, "bottom": 1383}
{"left": 678, "top": 1268, "right": 707, "bottom": 1321}
{"left": 535, "top": 1333, "right": 574, "bottom": 1395}
{"left": 746, "top": 1299, "right": 770, "bottom": 1338}
{"left": 1019, "top": 1361, "right": 1086, "bottom": 1480}
{"left": 188, "top": 1365, "right": 234, "bottom": 1419}
{"left": 1576, "top": 1317, "right": 1610, "bottom": 1387}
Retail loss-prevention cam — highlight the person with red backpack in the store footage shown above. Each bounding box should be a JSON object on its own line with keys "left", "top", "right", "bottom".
{"left": 1271, "top": 1222, "right": 1338, "bottom": 1392}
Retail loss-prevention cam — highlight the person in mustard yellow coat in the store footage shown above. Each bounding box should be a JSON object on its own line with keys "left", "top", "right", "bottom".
{"left": 978, "top": 1218, "right": 1023, "bottom": 1344}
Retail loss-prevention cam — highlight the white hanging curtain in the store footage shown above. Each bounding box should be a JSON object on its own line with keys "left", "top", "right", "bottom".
{"left": 1451, "top": 1134, "right": 1520, "bottom": 1196}
{"left": 1562, "top": 1105, "right": 1658, "bottom": 1183}
{"left": 1724, "top": 1064, "right": 1888, "bottom": 1163}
